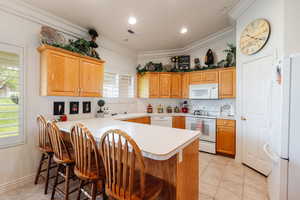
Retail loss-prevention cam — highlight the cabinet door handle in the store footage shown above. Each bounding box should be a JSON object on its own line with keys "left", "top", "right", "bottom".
{"left": 241, "top": 116, "right": 247, "bottom": 121}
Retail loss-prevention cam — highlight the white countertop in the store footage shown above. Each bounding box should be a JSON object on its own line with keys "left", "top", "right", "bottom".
{"left": 56, "top": 118, "right": 200, "bottom": 161}
{"left": 105, "top": 112, "right": 236, "bottom": 121}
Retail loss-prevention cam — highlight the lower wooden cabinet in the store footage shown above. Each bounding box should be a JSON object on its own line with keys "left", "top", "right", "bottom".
{"left": 172, "top": 116, "right": 186, "bottom": 129}
{"left": 216, "top": 119, "right": 236, "bottom": 157}
{"left": 124, "top": 117, "right": 151, "bottom": 124}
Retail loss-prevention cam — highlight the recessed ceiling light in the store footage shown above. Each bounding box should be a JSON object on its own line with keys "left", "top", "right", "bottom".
{"left": 128, "top": 16, "right": 137, "bottom": 25}
{"left": 180, "top": 27, "right": 188, "bottom": 34}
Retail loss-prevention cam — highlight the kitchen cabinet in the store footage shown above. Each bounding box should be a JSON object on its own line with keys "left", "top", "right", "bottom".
{"left": 79, "top": 58, "right": 104, "bottom": 97}
{"left": 189, "top": 71, "right": 203, "bottom": 85}
{"left": 38, "top": 45, "right": 105, "bottom": 97}
{"left": 216, "top": 119, "right": 236, "bottom": 157}
{"left": 190, "top": 70, "right": 218, "bottom": 84}
{"left": 171, "top": 73, "right": 182, "bottom": 98}
{"left": 124, "top": 117, "right": 151, "bottom": 124}
{"left": 149, "top": 73, "right": 160, "bottom": 98}
{"left": 159, "top": 73, "right": 172, "bottom": 98}
{"left": 172, "top": 116, "right": 186, "bottom": 129}
{"left": 202, "top": 71, "right": 219, "bottom": 84}
{"left": 137, "top": 73, "right": 160, "bottom": 98}
{"left": 219, "top": 67, "right": 236, "bottom": 98}
{"left": 181, "top": 73, "right": 190, "bottom": 98}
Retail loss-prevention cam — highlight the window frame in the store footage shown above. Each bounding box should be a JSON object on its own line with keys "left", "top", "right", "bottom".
{"left": 0, "top": 42, "right": 25, "bottom": 149}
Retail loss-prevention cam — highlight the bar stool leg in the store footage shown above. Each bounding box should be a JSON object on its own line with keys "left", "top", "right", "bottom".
{"left": 64, "top": 165, "right": 70, "bottom": 200}
{"left": 77, "top": 180, "right": 84, "bottom": 200}
{"left": 51, "top": 164, "right": 60, "bottom": 200}
{"left": 34, "top": 153, "right": 45, "bottom": 184}
{"left": 44, "top": 153, "right": 53, "bottom": 194}
{"left": 91, "top": 180, "right": 97, "bottom": 200}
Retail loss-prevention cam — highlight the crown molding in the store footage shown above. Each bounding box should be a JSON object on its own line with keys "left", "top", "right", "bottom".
{"left": 228, "top": 0, "right": 257, "bottom": 20}
{"left": 0, "top": 0, "right": 137, "bottom": 58}
{"left": 0, "top": 0, "right": 87, "bottom": 38}
{"left": 138, "top": 26, "right": 234, "bottom": 58}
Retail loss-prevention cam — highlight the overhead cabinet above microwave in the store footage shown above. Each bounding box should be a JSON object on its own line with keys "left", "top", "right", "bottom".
{"left": 38, "top": 45, "right": 105, "bottom": 97}
{"left": 137, "top": 67, "right": 236, "bottom": 99}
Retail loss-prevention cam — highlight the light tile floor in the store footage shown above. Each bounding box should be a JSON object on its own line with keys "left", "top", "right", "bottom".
{"left": 0, "top": 152, "right": 269, "bottom": 200}
{"left": 199, "top": 152, "right": 269, "bottom": 200}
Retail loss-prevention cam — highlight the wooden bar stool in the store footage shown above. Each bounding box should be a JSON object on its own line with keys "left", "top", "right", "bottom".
{"left": 34, "top": 115, "right": 56, "bottom": 194}
{"left": 99, "top": 129, "right": 163, "bottom": 200}
{"left": 47, "top": 121, "right": 77, "bottom": 200}
{"left": 70, "top": 123, "right": 106, "bottom": 200}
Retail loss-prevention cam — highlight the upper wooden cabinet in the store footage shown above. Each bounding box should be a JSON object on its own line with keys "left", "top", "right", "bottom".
{"left": 181, "top": 73, "right": 190, "bottom": 99}
{"left": 79, "top": 58, "right": 104, "bottom": 97}
{"left": 219, "top": 68, "right": 236, "bottom": 99}
{"left": 149, "top": 73, "right": 160, "bottom": 98}
{"left": 159, "top": 73, "right": 172, "bottom": 98}
{"left": 189, "top": 71, "right": 203, "bottom": 85}
{"left": 202, "top": 71, "right": 218, "bottom": 84}
{"left": 38, "top": 45, "right": 105, "bottom": 97}
{"left": 136, "top": 67, "right": 236, "bottom": 99}
{"left": 137, "top": 73, "right": 160, "bottom": 98}
{"left": 189, "top": 70, "right": 218, "bottom": 85}
{"left": 171, "top": 73, "right": 182, "bottom": 98}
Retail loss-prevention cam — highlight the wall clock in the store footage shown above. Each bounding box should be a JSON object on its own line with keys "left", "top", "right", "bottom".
{"left": 240, "top": 19, "right": 271, "bottom": 55}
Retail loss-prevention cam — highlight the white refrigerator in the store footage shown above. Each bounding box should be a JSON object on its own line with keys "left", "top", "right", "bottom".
{"left": 265, "top": 54, "right": 300, "bottom": 200}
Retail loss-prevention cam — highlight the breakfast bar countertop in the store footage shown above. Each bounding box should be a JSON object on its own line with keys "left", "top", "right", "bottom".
{"left": 56, "top": 117, "right": 200, "bottom": 161}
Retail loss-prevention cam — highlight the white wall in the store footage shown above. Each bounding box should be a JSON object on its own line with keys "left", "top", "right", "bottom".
{"left": 234, "top": 0, "right": 284, "bottom": 162}
{"left": 0, "top": 2, "right": 137, "bottom": 190}
{"left": 284, "top": 0, "right": 300, "bottom": 55}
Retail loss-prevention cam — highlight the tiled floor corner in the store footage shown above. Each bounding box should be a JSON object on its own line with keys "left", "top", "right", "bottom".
{"left": 199, "top": 152, "right": 269, "bottom": 200}
{"left": 0, "top": 152, "right": 269, "bottom": 200}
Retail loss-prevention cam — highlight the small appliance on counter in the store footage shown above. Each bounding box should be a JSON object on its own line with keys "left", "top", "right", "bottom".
{"left": 181, "top": 101, "right": 189, "bottom": 113}
{"left": 95, "top": 99, "right": 105, "bottom": 118}
{"left": 147, "top": 104, "right": 153, "bottom": 113}
{"left": 157, "top": 104, "right": 164, "bottom": 113}
{"left": 166, "top": 106, "right": 173, "bottom": 113}
{"left": 174, "top": 106, "right": 180, "bottom": 113}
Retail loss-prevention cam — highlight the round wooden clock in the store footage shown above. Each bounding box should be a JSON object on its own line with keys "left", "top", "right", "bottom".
{"left": 240, "top": 19, "right": 271, "bottom": 55}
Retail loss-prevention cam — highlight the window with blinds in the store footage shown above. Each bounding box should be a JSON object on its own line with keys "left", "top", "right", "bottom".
{"left": 103, "top": 72, "right": 134, "bottom": 98}
{"left": 119, "top": 74, "right": 134, "bottom": 98}
{"left": 0, "top": 43, "right": 24, "bottom": 148}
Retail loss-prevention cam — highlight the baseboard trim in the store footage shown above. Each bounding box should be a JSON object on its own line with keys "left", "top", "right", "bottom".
{"left": 0, "top": 173, "right": 35, "bottom": 194}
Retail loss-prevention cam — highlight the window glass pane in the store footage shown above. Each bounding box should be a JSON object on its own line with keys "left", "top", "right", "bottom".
{"left": 0, "top": 50, "right": 20, "bottom": 139}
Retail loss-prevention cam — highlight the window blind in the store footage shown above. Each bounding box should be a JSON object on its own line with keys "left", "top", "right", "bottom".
{"left": 103, "top": 72, "right": 119, "bottom": 98}
{"left": 103, "top": 73, "right": 134, "bottom": 98}
{"left": 119, "top": 74, "right": 134, "bottom": 98}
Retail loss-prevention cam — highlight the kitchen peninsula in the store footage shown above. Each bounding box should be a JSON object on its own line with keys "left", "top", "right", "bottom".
{"left": 56, "top": 117, "right": 200, "bottom": 200}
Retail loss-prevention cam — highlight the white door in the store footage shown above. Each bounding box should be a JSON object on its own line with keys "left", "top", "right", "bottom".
{"left": 241, "top": 55, "right": 273, "bottom": 175}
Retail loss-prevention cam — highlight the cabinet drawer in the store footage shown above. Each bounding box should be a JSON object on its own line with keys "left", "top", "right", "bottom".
{"left": 217, "top": 119, "right": 235, "bottom": 127}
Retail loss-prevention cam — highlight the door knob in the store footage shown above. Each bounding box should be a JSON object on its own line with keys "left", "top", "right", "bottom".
{"left": 241, "top": 116, "right": 247, "bottom": 121}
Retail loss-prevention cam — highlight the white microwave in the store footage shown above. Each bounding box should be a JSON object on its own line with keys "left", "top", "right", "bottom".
{"left": 189, "top": 84, "right": 219, "bottom": 99}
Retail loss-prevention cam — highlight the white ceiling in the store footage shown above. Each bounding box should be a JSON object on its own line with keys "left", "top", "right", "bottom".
{"left": 21, "top": 0, "right": 239, "bottom": 52}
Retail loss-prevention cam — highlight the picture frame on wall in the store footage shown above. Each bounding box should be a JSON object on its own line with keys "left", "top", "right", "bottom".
{"left": 82, "top": 101, "right": 91, "bottom": 113}
{"left": 69, "top": 102, "right": 79, "bottom": 114}
{"left": 53, "top": 101, "right": 65, "bottom": 115}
